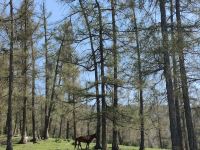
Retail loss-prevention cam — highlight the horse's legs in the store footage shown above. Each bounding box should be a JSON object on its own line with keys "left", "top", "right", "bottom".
{"left": 75, "top": 139, "right": 77, "bottom": 150}
{"left": 79, "top": 142, "right": 82, "bottom": 150}
{"left": 76, "top": 142, "right": 78, "bottom": 150}
{"left": 85, "top": 143, "right": 88, "bottom": 150}
{"left": 85, "top": 143, "right": 89, "bottom": 150}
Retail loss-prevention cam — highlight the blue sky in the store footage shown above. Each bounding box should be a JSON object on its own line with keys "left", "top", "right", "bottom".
{"left": 35, "top": 0, "right": 66, "bottom": 23}
{"left": 10, "top": 0, "right": 65, "bottom": 23}
{"left": 33, "top": 0, "right": 68, "bottom": 95}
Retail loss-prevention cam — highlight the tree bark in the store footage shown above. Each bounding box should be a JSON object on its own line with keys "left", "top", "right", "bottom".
{"left": 44, "top": 35, "right": 65, "bottom": 139}
{"left": 132, "top": 2, "right": 144, "bottom": 150}
{"left": 159, "top": 0, "right": 181, "bottom": 149}
{"left": 52, "top": 126, "right": 56, "bottom": 138}
{"left": 158, "top": 127, "right": 163, "bottom": 148}
{"left": 31, "top": 38, "right": 37, "bottom": 143}
{"left": 175, "top": 0, "right": 198, "bottom": 149}
{"left": 19, "top": 0, "right": 28, "bottom": 144}
{"left": 79, "top": 1, "right": 101, "bottom": 148}
{"left": 58, "top": 115, "right": 63, "bottom": 138}
{"left": 181, "top": 107, "right": 189, "bottom": 150}
{"left": 66, "top": 120, "right": 69, "bottom": 139}
{"left": 43, "top": 2, "right": 49, "bottom": 139}
{"left": 95, "top": 0, "right": 107, "bottom": 149}
{"left": 118, "top": 131, "right": 123, "bottom": 145}
{"left": 13, "top": 112, "right": 18, "bottom": 136}
{"left": 111, "top": 0, "right": 119, "bottom": 149}
{"left": 6, "top": 0, "right": 14, "bottom": 149}
{"left": 73, "top": 94, "right": 76, "bottom": 139}
{"left": 170, "top": 0, "right": 184, "bottom": 149}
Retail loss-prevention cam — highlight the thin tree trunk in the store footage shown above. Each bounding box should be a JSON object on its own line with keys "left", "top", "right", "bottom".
{"left": 66, "top": 120, "right": 69, "bottom": 139}
{"left": 52, "top": 126, "right": 56, "bottom": 138}
{"left": 111, "top": 0, "right": 118, "bottom": 149}
{"left": 157, "top": 114, "right": 163, "bottom": 149}
{"left": 19, "top": 118, "right": 22, "bottom": 136}
{"left": 20, "top": 98, "right": 27, "bottom": 144}
{"left": 44, "top": 35, "right": 65, "bottom": 139}
{"left": 156, "top": 94, "right": 163, "bottom": 149}
{"left": 43, "top": 2, "right": 49, "bottom": 139}
{"left": 159, "top": 0, "right": 181, "bottom": 149}
{"left": 6, "top": 0, "right": 14, "bottom": 149}
{"left": 158, "top": 128, "right": 163, "bottom": 148}
{"left": 132, "top": 2, "right": 144, "bottom": 150}
{"left": 31, "top": 39, "right": 37, "bottom": 143}
{"left": 181, "top": 108, "right": 189, "bottom": 150}
{"left": 175, "top": 0, "right": 197, "bottom": 149}
{"left": 86, "top": 101, "right": 90, "bottom": 136}
{"left": 58, "top": 115, "right": 63, "bottom": 138}
{"left": 13, "top": 113, "right": 18, "bottom": 136}
{"left": 170, "top": 0, "right": 184, "bottom": 149}
{"left": 73, "top": 94, "right": 76, "bottom": 139}
{"left": 40, "top": 104, "right": 43, "bottom": 139}
{"left": 37, "top": 129, "right": 41, "bottom": 140}
{"left": 0, "top": 94, "right": 1, "bottom": 134}
{"left": 95, "top": 0, "right": 107, "bottom": 149}
{"left": 78, "top": 1, "right": 101, "bottom": 148}
{"left": 87, "top": 122, "right": 90, "bottom": 136}
{"left": 118, "top": 131, "right": 123, "bottom": 145}
{"left": 48, "top": 118, "right": 52, "bottom": 134}
{"left": 20, "top": 0, "right": 28, "bottom": 144}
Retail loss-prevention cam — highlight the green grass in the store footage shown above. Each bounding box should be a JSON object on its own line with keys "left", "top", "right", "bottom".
{"left": 0, "top": 136, "right": 168, "bottom": 150}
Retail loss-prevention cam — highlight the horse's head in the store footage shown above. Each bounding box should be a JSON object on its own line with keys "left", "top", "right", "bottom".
{"left": 92, "top": 133, "right": 97, "bottom": 139}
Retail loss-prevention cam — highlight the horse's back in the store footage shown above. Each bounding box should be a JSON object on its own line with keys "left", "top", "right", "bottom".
{"left": 76, "top": 137, "right": 88, "bottom": 143}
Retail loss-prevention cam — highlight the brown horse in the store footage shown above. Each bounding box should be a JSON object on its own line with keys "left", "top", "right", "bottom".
{"left": 74, "top": 133, "right": 96, "bottom": 150}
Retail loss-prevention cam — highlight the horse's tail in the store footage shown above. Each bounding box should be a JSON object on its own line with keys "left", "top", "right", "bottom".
{"left": 74, "top": 138, "right": 77, "bottom": 149}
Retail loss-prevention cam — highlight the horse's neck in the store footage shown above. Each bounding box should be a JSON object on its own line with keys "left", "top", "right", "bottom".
{"left": 89, "top": 135, "right": 95, "bottom": 141}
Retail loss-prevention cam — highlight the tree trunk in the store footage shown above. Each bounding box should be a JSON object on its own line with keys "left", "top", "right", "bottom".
{"left": 158, "top": 128, "right": 163, "bottom": 148}
{"left": 86, "top": 122, "right": 89, "bottom": 136}
{"left": 111, "top": 0, "right": 119, "bottom": 149}
{"left": 52, "top": 126, "right": 56, "bottom": 138}
{"left": 181, "top": 108, "right": 189, "bottom": 150}
{"left": 132, "top": 2, "right": 144, "bottom": 150}
{"left": 48, "top": 118, "right": 52, "bottom": 136}
{"left": 118, "top": 131, "right": 123, "bottom": 145}
{"left": 73, "top": 94, "right": 76, "bottom": 139}
{"left": 78, "top": 1, "right": 101, "bottom": 148}
{"left": 170, "top": 0, "right": 184, "bottom": 149}
{"left": 6, "top": 0, "right": 14, "bottom": 149}
{"left": 19, "top": 118, "right": 22, "bottom": 136}
{"left": 20, "top": 97, "right": 27, "bottom": 144}
{"left": 0, "top": 113, "right": 2, "bottom": 135}
{"left": 31, "top": 39, "right": 37, "bottom": 143}
{"left": 44, "top": 34, "right": 65, "bottom": 139}
{"left": 13, "top": 113, "right": 18, "bottom": 136}
{"left": 19, "top": 0, "right": 28, "bottom": 144}
{"left": 157, "top": 115, "right": 163, "bottom": 149}
{"left": 66, "top": 120, "right": 69, "bottom": 139}
{"left": 175, "top": 0, "right": 198, "bottom": 149}
{"left": 159, "top": 0, "right": 181, "bottom": 149}
{"left": 43, "top": 2, "right": 49, "bottom": 139}
{"left": 95, "top": 0, "right": 107, "bottom": 149}
{"left": 58, "top": 115, "right": 63, "bottom": 138}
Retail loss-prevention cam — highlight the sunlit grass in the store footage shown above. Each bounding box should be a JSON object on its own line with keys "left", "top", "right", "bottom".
{"left": 0, "top": 136, "right": 168, "bottom": 150}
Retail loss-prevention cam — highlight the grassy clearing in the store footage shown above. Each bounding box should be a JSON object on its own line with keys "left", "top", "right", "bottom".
{"left": 0, "top": 136, "right": 168, "bottom": 150}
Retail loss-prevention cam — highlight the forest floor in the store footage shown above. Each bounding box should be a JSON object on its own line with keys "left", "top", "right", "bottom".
{"left": 0, "top": 135, "right": 168, "bottom": 150}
